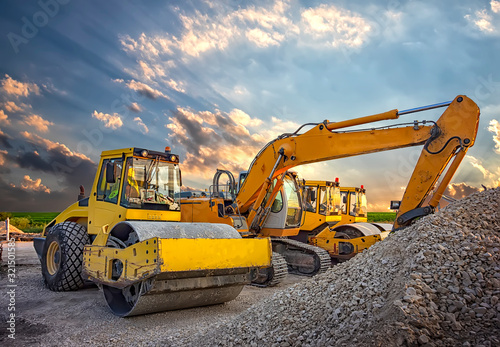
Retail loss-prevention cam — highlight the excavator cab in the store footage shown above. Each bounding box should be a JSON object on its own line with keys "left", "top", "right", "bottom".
{"left": 260, "top": 172, "right": 304, "bottom": 233}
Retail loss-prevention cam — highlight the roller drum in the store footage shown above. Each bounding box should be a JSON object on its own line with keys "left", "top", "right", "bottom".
{"left": 102, "top": 221, "right": 247, "bottom": 317}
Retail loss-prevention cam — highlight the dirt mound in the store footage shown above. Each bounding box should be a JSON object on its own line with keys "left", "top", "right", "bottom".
{"left": 172, "top": 188, "right": 499, "bottom": 347}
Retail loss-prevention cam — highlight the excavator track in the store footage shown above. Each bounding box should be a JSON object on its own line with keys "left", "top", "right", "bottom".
{"left": 251, "top": 252, "right": 288, "bottom": 287}
{"left": 272, "top": 238, "right": 331, "bottom": 277}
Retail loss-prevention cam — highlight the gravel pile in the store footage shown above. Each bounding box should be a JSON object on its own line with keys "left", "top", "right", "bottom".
{"left": 170, "top": 188, "right": 499, "bottom": 347}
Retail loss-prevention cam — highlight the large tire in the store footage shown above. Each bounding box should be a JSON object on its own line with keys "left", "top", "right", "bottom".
{"left": 41, "top": 221, "right": 89, "bottom": 291}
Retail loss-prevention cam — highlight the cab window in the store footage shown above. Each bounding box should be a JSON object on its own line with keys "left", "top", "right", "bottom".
{"left": 96, "top": 158, "right": 123, "bottom": 204}
{"left": 303, "top": 186, "right": 317, "bottom": 213}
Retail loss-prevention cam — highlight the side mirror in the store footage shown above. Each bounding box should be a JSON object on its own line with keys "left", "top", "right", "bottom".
{"left": 390, "top": 200, "right": 401, "bottom": 210}
{"left": 106, "top": 162, "right": 116, "bottom": 184}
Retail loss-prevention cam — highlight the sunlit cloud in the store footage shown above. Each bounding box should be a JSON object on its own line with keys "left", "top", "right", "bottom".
{"left": 0, "top": 149, "right": 7, "bottom": 165}
{"left": 92, "top": 110, "right": 123, "bottom": 130}
{"left": 115, "top": 78, "right": 169, "bottom": 100}
{"left": 1, "top": 74, "right": 40, "bottom": 97}
{"left": 465, "top": 155, "right": 500, "bottom": 187}
{"left": 21, "top": 131, "right": 92, "bottom": 162}
{"left": 488, "top": 119, "right": 500, "bottom": 153}
{"left": 492, "top": 0, "right": 500, "bottom": 13}
{"left": 445, "top": 182, "right": 480, "bottom": 200}
{"left": 465, "top": 2, "right": 500, "bottom": 34}
{"left": 21, "top": 114, "right": 54, "bottom": 133}
{"left": 134, "top": 117, "right": 149, "bottom": 134}
{"left": 128, "top": 102, "right": 142, "bottom": 113}
{"left": 121, "top": 0, "right": 371, "bottom": 60}
{"left": 19, "top": 175, "right": 50, "bottom": 193}
{"left": 2, "top": 101, "right": 30, "bottom": 113}
{"left": 301, "top": 4, "right": 371, "bottom": 48}
{"left": 0, "top": 110, "right": 10, "bottom": 125}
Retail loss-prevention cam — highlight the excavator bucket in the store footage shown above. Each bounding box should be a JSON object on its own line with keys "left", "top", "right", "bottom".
{"left": 83, "top": 222, "right": 271, "bottom": 317}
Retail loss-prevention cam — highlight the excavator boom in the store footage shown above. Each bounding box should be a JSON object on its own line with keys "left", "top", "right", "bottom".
{"left": 237, "top": 95, "right": 479, "bottom": 229}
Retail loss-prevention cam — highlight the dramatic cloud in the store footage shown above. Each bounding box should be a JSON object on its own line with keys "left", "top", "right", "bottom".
{"left": 0, "top": 149, "right": 7, "bottom": 165}
{"left": 92, "top": 110, "right": 123, "bottom": 129}
{"left": 2, "top": 101, "right": 29, "bottom": 113}
{"left": 301, "top": 4, "right": 371, "bottom": 48}
{"left": 120, "top": 79, "right": 169, "bottom": 100}
{"left": 19, "top": 175, "right": 51, "bottom": 193}
{"left": 0, "top": 128, "right": 12, "bottom": 149}
{"left": 445, "top": 183, "right": 480, "bottom": 200}
{"left": 488, "top": 119, "right": 500, "bottom": 153}
{"left": 121, "top": 0, "right": 371, "bottom": 60}
{"left": 465, "top": 2, "right": 500, "bottom": 34}
{"left": 128, "top": 102, "right": 143, "bottom": 113}
{"left": 1, "top": 74, "right": 40, "bottom": 97}
{"left": 133, "top": 117, "right": 149, "bottom": 134}
{"left": 165, "top": 107, "right": 305, "bottom": 180}
{"left": 166, "top": 79, "right": 185, "bottom": 93}
{"left": 493, "top": 0, "right": 500, "bottom": 13}
{"left": 166, "top": 107, "right": 264, "bottom": 178}
{"left": 0, "top": 110, "right": 10, "bottom": 125}
{"left": 21, "top": 114, "right": 54, "bottom": 133}
{"left": 21, "top": 131, "right": 92, "bottom": 162}
{"left": 465, "top": 155, "right": 500, "bottom": 187}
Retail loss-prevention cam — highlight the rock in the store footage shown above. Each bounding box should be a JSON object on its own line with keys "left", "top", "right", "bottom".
{"left": 418, "top": 334, "right": 430, "bottom": 344}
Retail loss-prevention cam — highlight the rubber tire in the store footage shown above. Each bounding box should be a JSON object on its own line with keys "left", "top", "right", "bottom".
{"left": 41, "top": 221, "right": 89, "bottom": 291}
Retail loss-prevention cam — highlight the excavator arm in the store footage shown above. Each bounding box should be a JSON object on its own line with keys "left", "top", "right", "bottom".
{"left": 236, "top": 95, "right": 480, "bottom": 230}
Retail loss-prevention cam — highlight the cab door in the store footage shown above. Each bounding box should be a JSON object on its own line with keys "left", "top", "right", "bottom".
{"left": 87, "top": 157, "right": 126, "bottom": 236}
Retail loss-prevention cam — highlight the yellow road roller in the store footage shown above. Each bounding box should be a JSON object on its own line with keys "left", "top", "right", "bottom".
{"left": 33, "top": 147, "right": 271, "bottom": 317}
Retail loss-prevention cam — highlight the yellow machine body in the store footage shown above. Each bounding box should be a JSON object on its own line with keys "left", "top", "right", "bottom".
{"left": 37, "top": 147, "right": 272, "bottom": 317}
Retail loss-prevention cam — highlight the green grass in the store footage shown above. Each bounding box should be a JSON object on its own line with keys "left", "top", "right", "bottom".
{"left": 2, "top": 212, "right": 59, "bottom": 234}
{"left": 10, "top": 212, "right": 59, "bottom": 224}
{"left": 367, "top": 212, "right": 396, "bottom": 223}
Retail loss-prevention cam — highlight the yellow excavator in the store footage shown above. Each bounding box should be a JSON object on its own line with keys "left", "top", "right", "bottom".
{"left": 181, "top": 95, "right": 480, "bottom": 284}
{"left": 298, "top": 181, "right": 391, "bottom": 262}
{"left": 34, "top": 147, "right": 271, "bottom": 317}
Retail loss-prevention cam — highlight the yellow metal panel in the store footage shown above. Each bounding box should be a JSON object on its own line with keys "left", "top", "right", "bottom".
{"left": 84, "top": 237, "right": 271, "bottom": 288}
{"left": 84, "top": 239, "right": 160, "bottom": 288}
{"left": 125, "top": 209, "right": 181, "bottom": 222}
{"left": 260, "top": 227, "right": 299, "bottom": 237}
{"left": 159, "top": 238, "right": 271, "bottom": 272}
{"left": 180, "top": 198, "right": 233, "bottom": 225}
{"left": 43, "top": 201, "right": 88, "bottom": 236}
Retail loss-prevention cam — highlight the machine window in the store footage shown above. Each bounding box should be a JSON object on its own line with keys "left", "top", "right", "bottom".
{"left": 349, "top": 192, "right": 357, "bottom": 216}
{"left": 120, "top": 157, "right": 181, "bottom": 211}
{"left": 271, "top": 191, "right": 283, "bottom": 213}
{"left": 96, "top": 158, "right": 123, "bottom": 204}
{"left": 319, "top": 186, "right": 327, "bottom": 215}
{"left": 303, "top": 186, "right": 317, "bottom": 213}
{"left": 283, "top": 177, "right": 302, "bottom": 227}
{"left": 340, "top": 191, "right": 348, "bottom": 215}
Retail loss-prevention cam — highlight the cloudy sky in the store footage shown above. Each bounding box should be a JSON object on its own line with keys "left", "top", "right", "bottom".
{"left": 0, "top": 0, "right": 499, "bottom": 212}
